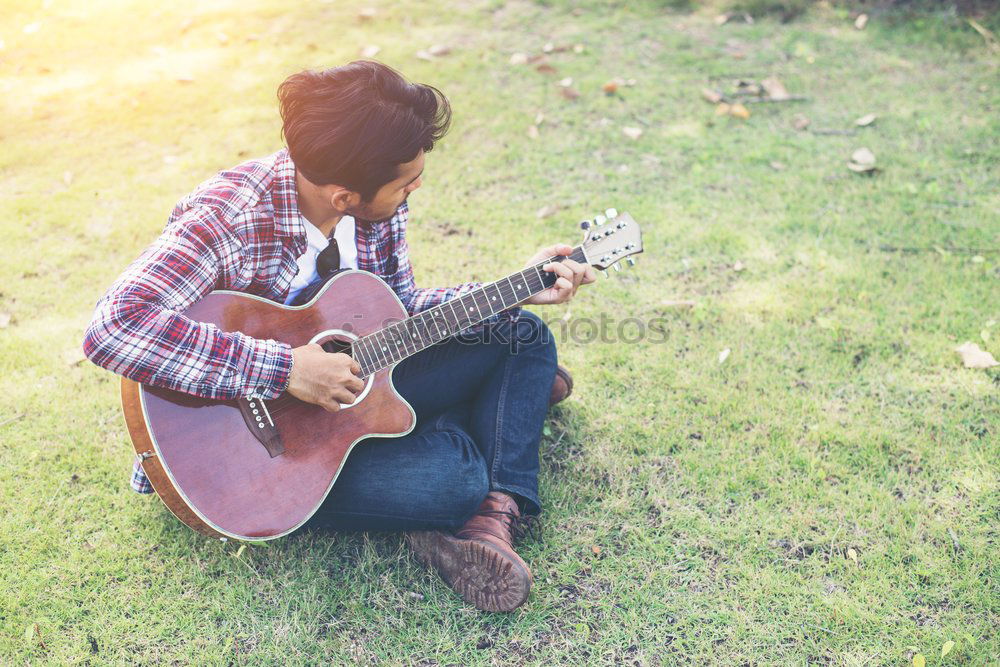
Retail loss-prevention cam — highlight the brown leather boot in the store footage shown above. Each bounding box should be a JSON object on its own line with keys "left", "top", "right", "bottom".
{"left": 549, "top": 365, "right": 573, "bottom": 407}
{"left": 407, "top": 492, "right": 533, "bottom": 612}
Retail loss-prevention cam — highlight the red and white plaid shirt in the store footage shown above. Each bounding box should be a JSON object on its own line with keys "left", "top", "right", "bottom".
{"left": 83, "top": 148, "right": 516, "bottom": 493}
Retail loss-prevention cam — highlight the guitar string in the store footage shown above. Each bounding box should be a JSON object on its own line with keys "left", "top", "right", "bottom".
{"left": 259, "top": 251, "right": 584, "bottom": 417}
{"left": 260, "top": 259, "right": 557, "bottom": 417}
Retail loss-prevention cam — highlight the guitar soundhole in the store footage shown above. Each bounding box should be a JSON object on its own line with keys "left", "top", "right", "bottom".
{"left": 317, "top": 336, "right": 353, "bottom": 357}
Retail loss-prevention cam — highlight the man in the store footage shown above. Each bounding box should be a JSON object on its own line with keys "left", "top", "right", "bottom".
{"left": 84, "top": 61, "right": 594, "bottom": 612}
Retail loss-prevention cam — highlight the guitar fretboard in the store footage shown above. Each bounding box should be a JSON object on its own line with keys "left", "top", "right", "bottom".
{"left": 351, "top": 247, "right": 587, "bottom": 376}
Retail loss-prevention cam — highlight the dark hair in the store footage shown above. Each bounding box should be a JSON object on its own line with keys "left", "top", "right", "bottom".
{"left": 278, "top": 61, "right": 451, "bottom": 201}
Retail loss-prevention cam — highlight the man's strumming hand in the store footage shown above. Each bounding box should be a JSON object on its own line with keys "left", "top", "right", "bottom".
{"left": 286, "top": 344, "right": 364, "bottom": 412}
{"left": 523, "top": 244, "right": 596, "bottom": 306}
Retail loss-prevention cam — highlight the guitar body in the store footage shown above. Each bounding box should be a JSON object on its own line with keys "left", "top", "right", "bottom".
{"left": 120, "top": 270, "right": 416, "bottom": 541}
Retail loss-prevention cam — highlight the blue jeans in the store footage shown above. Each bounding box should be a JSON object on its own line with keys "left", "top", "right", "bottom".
{"left": 307, "top": 310, "right": 557, "bottom": 532}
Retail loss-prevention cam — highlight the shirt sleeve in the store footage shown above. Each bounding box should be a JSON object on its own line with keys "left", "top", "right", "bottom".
{"left": 82, "top": 206, "right": 293, "bottom": 401}
{"left": 383, "top": 205, "right": 521, "bottom": 326}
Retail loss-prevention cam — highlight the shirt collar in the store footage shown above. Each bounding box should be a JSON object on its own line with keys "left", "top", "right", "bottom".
{"left": 271, "top": 148, "right": 306, "bottom": 239}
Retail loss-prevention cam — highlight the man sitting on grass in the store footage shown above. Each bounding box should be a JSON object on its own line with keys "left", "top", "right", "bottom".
{"left": 83, "top": 60, "right": 593, "bottom": 612}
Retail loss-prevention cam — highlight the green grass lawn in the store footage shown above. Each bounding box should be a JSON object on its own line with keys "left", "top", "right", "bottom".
{"left": 1, "top": 0, "right": 997, "bottom": 663}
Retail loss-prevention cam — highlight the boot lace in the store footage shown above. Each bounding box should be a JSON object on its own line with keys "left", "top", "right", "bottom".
{"left": 478, "top": 510, "right": 543, "bottom": 544}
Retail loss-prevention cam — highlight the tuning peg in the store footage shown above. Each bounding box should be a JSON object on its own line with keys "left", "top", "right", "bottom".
{"left": 613, "top": 264, "right": 621, "bottom": 272}
{"left": 579, "top": 220, "right": 591, "bottom": 230}
{"left": 601, "top": 269, "right": 609, "bottom": 278}
{"left": 594, "top": 214, "right": 607, "bottom": 226}
{"left": 626, "top": 257, "right": 636, "bottom": 267}
{"left": 605, "top": 208, "right": 618, "bottom": 219}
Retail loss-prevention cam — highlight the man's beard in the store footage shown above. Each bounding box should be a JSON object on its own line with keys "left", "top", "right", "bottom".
{"left": 351, "top": 195, "right": 407, "bottom": 232}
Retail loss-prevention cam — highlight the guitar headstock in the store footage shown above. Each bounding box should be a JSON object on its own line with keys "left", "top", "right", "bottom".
{"left": 580, "top": 209, "right": 643, "bottom": 272}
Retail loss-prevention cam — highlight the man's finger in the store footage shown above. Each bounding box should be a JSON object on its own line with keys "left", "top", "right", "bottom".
{"left": 545, "top": 262, "right": 574, "bottom": 281}
{"left": 331, "top": 388, "right": 356, "bottom": 405}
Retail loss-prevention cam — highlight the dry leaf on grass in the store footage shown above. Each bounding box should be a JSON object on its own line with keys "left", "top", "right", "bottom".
{"left": 573, "top": 43, "right": 584, "bottom": 54}
{"left": 63, "top": 171, "right": 73, "bottom": 186}
{"left": 913, "top": 655, "right": 925, "bottom": 667}
{"left": 701, "top": 87, "right": 723, "bottom": 104}
{"left": 792, "top": 114, "right": 811, "bottom": 130}
{"left": 714, "top": 13, "right": 732, "bottom": 25}
{"left": 509, "top": 52, "right": 528, "bottom": 65}
{"left": 535, "top": 63, "right": 557, "bottom": 74}
{"left": 855, "top": 13, "right": 869, "bottom": 30}
{"left": 733, "top": 260, "right": 746, "bottom": 272}
{"left": 360, "top": 44, "right": 381, "bottom": 58}
{"left": 591, "top": 545, "right": 602, "bottom": 555}
{"left": 941, "top": 642, "right": 955, "bottom": 658}
{"left": 536, "top": 205, "right": 559, "bottom": 219}
{"left": 846, "top": 547, "right": 858, "bottom": 565}
{"left": 358, "top": 7, "right": 377, "bottom": 21}
{"left": 718, "top": 348, "right": 731, "bottom": 364}
{"left": 769, "top": 161, "right": 786, "bottom": 171}
{"left": 848, "top": 147, "right": 877, "bottom": 173}
{"left": 622, "top": 126, "right": 643, "bottom": 140}
{"left": 527, "top": 125, "right": 540, "bottom": 139}
{"left": 729, "top": 103, "right": 750, "bottom": 120}
{"left": 558, "top": 77, "right": 573, "bottom": 87}
{"left": 736, "top": 79, "right": 762, "bottom": 96}
{"left": 955, "top": 341, "right": 999, "bottom": 368}
{"left": 0, "top": 312, "right": 11, "bottom": 328}
{"left": 427, "top": 44, "right": 450, "bottom": 57}
{"left": 415, "top": 50, "right": 433, "bottom": 61}
{"left": 661, "top": 299, "right": 697, "bottom": 308}
{"left": 560, "top": 87, "right": 580, "bottom": 100}
{"left": 761, "top": 76, "right": 790, "bottom": 100}
{"left": 855, "top": 113, "right": 877, "bottom": 127}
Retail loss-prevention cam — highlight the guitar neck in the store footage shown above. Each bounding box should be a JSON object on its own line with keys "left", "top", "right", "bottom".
{"left": 351, "top": 246, "right": 588, "bottom": 376}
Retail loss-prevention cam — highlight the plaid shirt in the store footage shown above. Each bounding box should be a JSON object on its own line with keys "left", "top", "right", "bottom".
{"left": 83, "top": 149, "right": 517, "bottom": 493}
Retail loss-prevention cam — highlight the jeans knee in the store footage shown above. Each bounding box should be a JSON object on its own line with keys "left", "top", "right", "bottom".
{"left": 515, "top": 310, "right": 557, "bottom": 361}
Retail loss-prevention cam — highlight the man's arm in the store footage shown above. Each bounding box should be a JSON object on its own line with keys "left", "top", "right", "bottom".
{"left": 82, "top": 206, "right": 293, "bottom": 401}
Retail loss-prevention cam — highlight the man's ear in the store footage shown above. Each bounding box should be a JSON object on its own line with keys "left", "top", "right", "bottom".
{"left": 329, "top": 187, "right": 361, "bottom": 213}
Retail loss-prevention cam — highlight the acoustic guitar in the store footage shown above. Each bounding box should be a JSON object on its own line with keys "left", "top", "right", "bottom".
{"left": 122, "top": 210, "right": 643, "bottom": 541}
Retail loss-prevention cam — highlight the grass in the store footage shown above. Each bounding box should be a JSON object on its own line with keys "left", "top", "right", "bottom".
{"left": 1, "top": 0, "right": 998, "bottom": 664}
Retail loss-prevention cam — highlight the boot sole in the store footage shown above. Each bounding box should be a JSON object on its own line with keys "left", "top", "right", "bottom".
{"left": 407, "top": 531, "right": 532, "bottom": 612}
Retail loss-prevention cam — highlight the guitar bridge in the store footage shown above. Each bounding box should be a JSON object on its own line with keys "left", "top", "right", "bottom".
{"left": 237, "top": 395, "right": 285, "bottom": 458}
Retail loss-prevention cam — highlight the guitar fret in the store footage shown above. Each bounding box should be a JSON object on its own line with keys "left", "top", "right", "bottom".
{"left": 386, "top": 326, "right": 405, "bottom": 364}
{"left": 483, "top": 283, "right": 502, "bottom": 313}
{"left": 390, "top": 321, "right": 412, "bottom": 359}
{"left": 371, "top": 331, "right": 391, "bottom": 367}
{"left": 428, "top": 307, "right": 447, "bottom": 339}
{"left": 351, "top": 340, "right": 372, "bottom": 374}
{"left": 445, "top": 299, "right": 464, "bottom": 332}
{"left": 401, "top": 318, "right": 420, "bottom": 355}
{"left": 357, "top": 336, "right": 377, "bottom": 372}
{"left": 414, "top": 310, "right": 435, "bottom": 349}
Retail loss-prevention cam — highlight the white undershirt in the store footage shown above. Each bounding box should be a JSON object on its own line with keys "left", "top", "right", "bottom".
{"left": 284, "top": 215, "right": 358, "bottom": 305}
